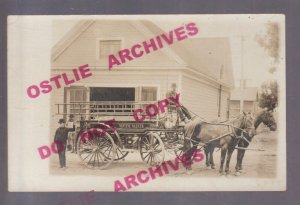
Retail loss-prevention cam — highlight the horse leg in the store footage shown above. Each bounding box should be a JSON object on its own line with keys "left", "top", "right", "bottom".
{"left": 219, "top": 146, "right": 227, "bottom": 174}
{"left": 239, "top": 150, "right": 246, "bottom": 171}
{"left": 205, "top": 147, "right": 210, "bottom": 167}
{"left": 235, "top": 149, "right": 242, "bottom": 172}
{"left": 210, "top": 147, "right": 215, "bottom": 169}
{"left": 225, "top": 146, "right": 235, "bottom": 174}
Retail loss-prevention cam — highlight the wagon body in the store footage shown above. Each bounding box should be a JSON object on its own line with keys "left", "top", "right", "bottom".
{"left": 55, "top": 101, "right": 186, "bottom": 169}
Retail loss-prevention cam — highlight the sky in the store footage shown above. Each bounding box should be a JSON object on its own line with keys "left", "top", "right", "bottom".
{"left": 52, "top": 15, "right": 285, "bottom": 88}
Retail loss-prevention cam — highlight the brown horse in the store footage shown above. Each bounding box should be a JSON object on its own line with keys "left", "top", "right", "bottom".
{"left": 235, "top": 111, "right": 277, "bottom": 174}
{"left": 183, "top": 110, "right": 277, "bottom": 174}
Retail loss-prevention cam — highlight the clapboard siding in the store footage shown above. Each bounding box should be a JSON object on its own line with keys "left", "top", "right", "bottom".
{"left": 52, "top": 21, "right": 180, "bottom": 68}
{"left": 220, "top": 89, "right": 230, "bottom": 120}
{"left": 181, "top": 75, "right": 219, "bottom": 121}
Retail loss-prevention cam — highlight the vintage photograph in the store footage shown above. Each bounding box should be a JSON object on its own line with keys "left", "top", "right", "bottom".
{"left": 8, "top": 15, "right": 286, "bottom": 191}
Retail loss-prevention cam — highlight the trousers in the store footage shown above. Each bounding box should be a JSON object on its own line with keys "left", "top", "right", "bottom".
{"left": 57, "top": 142, "right": 67, "bottom": 167}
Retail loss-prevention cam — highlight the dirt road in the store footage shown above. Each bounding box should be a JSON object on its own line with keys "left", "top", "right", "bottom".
{"left": 50, "top": 131, "right": 278, "bottom": 178}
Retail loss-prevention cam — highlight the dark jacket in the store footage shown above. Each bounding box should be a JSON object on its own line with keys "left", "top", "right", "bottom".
{"left": 54, "top": 126, "right": 75, "bottom": 143}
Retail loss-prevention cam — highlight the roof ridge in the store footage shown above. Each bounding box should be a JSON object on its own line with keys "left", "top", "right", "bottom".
{"left": 52, "top": 20, "right": 95, "bottom": 61}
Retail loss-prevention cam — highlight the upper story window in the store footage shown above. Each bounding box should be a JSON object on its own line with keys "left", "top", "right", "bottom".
{"left": 99, "top": 40, "right": 121, "bottom": 59}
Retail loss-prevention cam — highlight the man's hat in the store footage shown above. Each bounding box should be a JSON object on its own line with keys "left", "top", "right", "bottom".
{"left": 69, "top": 114, "right": 74, "bottom": 118}
{"left": 58, "top": 119, "right": 65, "bottom": 124}
{"left": 171, "top": 83, "right": 177, "bottom": 87}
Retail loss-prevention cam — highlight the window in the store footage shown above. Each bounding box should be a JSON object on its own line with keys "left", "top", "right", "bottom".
{"left": 90, "top": 87, "right": 135, "bottom": 101}
{"left": 99, "top": 40, "right": 121, "bottom": 59}
{"left": 64, "top": 87, "right": 87, "bottom": 120}
{"left": 141, "top": 87, "right": 157, "bottom": 102}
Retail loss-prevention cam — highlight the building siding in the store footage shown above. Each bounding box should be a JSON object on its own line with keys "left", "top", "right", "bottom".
{"left": 220, "top": 88, "right": 230, "bottom": 120}
{"left": 52, "top": 21, "right": 181, "bottom": 68}
{"left": 181, "top": 75, "right": 220, "bottom": 121}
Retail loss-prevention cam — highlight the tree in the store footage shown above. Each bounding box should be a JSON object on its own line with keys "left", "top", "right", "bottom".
{"left": 255, "top": 22, "right": 280, "bottom": 74}
{"left": 258, "top": 80, "right": 278, "bottom": 111}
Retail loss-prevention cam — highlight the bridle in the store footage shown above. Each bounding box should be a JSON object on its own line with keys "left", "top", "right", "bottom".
{"left": 230, "top": 117, "right": 255, "bottom": 145}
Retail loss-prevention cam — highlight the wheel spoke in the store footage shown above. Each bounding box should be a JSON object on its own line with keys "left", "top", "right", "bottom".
{"left": 147, "top": 154, "right": 151, "bottom": 164}
{"left": 153, "top": 143, "right": 160, "bottom": 150}
{"left": 106, "top": 146, "right": 113, "bottom": 158}
{"left": 103, "top": 145, "right": 111, "bottom": 155}
{"left": 142, "top": 152, "right": 150, "bottom": 160}
{"left": 98, "top": 138, "right": 109, "bottom": 148}
{"left": 87, "top": 152, "right": 95, "bottom": 165}
{"left": 82, "top": 151, "right": 93, "bottom": 161}
{"left": 116, "top": 149, "right": 120, "bottom": 159}
{"left": 92, "top": 151, "right": 97, "bottom": 167}
{"left": 144, "top": 137, "right": 151, "bottom": 146}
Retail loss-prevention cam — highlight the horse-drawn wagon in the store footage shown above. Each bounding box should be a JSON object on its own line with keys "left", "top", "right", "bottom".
{"left": 55, "top": 100, "right": 277, "bottom": 174}
{"left": 55, "top": 101, "right": 186, "bottom": 169}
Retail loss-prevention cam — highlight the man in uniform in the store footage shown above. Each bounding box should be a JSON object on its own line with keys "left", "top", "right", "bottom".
{"left": 54, "top": 118, "right": 75, "bottom": 168}
{"left": 166, "top": 83, "right": 192, "bottom": 124}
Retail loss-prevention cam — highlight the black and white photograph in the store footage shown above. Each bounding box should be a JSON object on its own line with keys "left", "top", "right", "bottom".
{"left": 8, "top": 15, "right": 285, "bottom": 192}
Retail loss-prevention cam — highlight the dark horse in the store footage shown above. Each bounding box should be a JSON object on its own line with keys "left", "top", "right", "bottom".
{"left": 235, "top": 111, "right": 276, "bottom": 174}
{"left": 183, "top": 110, "right": 277, "bottom": 174}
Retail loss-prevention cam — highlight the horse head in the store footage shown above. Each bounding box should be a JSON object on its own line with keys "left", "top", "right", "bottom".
{"left": 240, "top": 112, "right": 256, "bottom": 139}
{"left": 254, "top": 110, "right": 277, "bottom": 131}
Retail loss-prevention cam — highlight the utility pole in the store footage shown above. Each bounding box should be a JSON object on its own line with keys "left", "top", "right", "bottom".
{"left": 240, "top": 36, "right": 245, "bottom": 114}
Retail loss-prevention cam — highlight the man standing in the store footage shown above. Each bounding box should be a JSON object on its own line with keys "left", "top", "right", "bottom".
{"left": 166, "top": 83, "right": 192, "bottom": 123}
{"left": 54, "top": 118, "right": 75, "bottom": 168}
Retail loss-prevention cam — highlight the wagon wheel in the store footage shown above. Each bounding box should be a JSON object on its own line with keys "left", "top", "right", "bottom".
{"left": 114, "top": 147, "right": 129, "bottom": 161}
{"left": 104, "top": 145, "right": 129, "bottom": 161}
{"left": 77, "top": 129, "right": 116, "bottom": 169}
{"left": 111, "top": 134, "right": 129, "bottom": 161}
{"left": 97, "top": 132, "right": 129, "bottom": 161}
{"left": 139, "top": 132, "right": 165, "bottom": 167}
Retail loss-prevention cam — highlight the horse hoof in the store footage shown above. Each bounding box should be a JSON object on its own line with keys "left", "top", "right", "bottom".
{"left": 186, "top": 170, "right": 194, "bottom": 175}
{"left": 239, "top": 169, "right": 246, "bottom": 174}
{"left": 211, "top": 165, "right": 215, "bottom": 169}
{"left": 235, "top": 171, "right": 241, "bottom": 176}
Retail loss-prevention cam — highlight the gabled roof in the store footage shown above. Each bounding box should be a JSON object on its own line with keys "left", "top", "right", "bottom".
{"left": 52, "top": 20, "right": 234, "bottom": 87}
{"left": 141, "top": 21, "right": 234, "bottom": 87}
{"left": 52, "top": 20, "right": 94, "bottom": 61}
{"left": 230, "top": 87, "right": 258, "bottom": 101}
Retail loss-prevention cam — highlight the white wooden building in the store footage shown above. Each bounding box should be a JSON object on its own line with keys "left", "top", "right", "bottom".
{"left": 50, "top": 20, "right": 234, "bottom": 133}
{"left": 230, "top": 87, "right": 259, "bottom": 118}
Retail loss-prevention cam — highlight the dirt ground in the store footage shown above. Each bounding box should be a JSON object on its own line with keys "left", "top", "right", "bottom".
{"left": 50, "top": 130, "right": 278, "bottom": 178}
